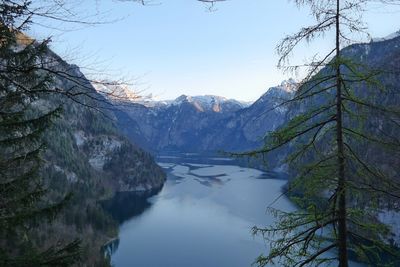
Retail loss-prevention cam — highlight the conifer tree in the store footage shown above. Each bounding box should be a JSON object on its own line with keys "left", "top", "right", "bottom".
{"left": 237, "top": 1, "right": 400, "bottom": 266}
{"left": 0, "top": 1, "right": 81, "bottom": 265}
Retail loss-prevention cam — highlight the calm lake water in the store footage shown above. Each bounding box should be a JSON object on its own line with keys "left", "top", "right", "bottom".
{"left": 106, "top": 155, "right": 294, "bottom": 267}
{"left": 106, "top": 154, "right": 363, "bottom": 267}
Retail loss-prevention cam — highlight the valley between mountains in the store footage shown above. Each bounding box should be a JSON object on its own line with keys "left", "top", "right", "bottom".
{"left": 3, "top": 0, "right": 400, "bottom": 266}
{"left": 98, "top": 33, "right": 400, "bottom": 266}
{"left": 3, "top": 26, "right": 400, "bottom": 266}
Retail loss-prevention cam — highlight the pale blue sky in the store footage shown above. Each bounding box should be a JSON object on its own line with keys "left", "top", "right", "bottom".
{"left": 30, "top": 0, "right": 400, "bottom": 101}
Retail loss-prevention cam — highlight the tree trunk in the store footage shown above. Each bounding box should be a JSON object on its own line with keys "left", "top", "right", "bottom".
{"left": 335, "top": 0, "right": 348, "bottom": 266}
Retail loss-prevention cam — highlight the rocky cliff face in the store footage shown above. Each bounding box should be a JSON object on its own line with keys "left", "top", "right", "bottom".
{"left": 43, "top": 52, "right": 166, "bottom": 193}
{"left": 31, "top": 46, "right": 166, "bottom": 265}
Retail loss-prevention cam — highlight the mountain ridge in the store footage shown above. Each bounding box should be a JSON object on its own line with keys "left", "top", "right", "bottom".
{"left": 107, "top": 79, "right": 297, "bottom": 153}
{"left": 9, "top": 38, "right": 167, "bottom": 265}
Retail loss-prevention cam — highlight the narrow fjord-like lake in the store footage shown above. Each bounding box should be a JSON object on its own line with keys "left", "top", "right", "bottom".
{"left": 107, "top": 154, "right": 295, "bottom": 267}
{"left": 106, "top": 154, "right": 363, "bottom": 267}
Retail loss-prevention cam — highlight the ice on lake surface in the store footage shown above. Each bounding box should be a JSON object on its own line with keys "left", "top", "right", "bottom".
{"left": 190, "top": 164, "right": 264, "bottom": 178}
{"left": 156, "top": 162, "right": 176, "bottom": 168}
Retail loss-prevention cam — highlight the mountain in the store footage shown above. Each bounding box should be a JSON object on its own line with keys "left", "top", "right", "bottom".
{"left": 111, "top": 34, "right": 400, "bottom": 170}
{"left": 108, "top": 79, "right": 297, "bottom": 153}
{"left": 109, "top": 34, "right": 400, "bottom": 248}
{"left": 371, "top": 29, "right": 400, "bottom": 43}
{"left": 222, "top": 79, "right": 297, "bottom": 151}
{"left": 278, "top": 33, "right": 400, "bottom": 248}
{"left": 12, "top": 40, "right": 166, "bottom": 265}
{"left": 282, "top": 33, "right": 400, "bottom": 175}
{"left": 166, "top": 94, "right": 248, "bottom": 112}
{"left": 46, "top": 70, "right": 166, "bottom": 193}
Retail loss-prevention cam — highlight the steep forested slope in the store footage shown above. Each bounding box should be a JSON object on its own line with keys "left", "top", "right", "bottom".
{"left": 23, "top": 45, "right": 166, "bottom": 265}
{"left": 282, "top": 35, "right": 400, "bottom": 176}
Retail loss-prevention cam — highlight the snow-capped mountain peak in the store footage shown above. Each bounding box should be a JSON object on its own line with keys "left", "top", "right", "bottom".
{"left": 279, "top": 78, "right": 298, "bottom": 93}
{"left": 169, "top": 94, "right": 246, "bottom": 112}
{"left": 259, "top": 79, "right": 298, "bottom": 100}
{"left": 92, "top": 82, "right": 139, "bottom": 102}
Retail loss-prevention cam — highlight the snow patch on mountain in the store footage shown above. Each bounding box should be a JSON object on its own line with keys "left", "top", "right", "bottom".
{"left": 279, "top": 78, "right": 298, "bottom": 93}
{"left": 166, "top": 94, "right": 247, "bottom": 112}
{"left": 92, "top": 82, "right": 139, "bottom": 102}
{"left": 257, "top": 79, "right": 297, "bottom": 103}
{"left": 251, "top": 79, "right": 297, "bottom": 115}
{"left": 170, "top": 95, "right": 241, "bottom": 106}
{"left": 93, "top": 81, "right": 257, "bottom": 111}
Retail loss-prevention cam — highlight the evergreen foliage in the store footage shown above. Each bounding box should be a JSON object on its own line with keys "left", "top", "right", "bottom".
{"left": 0, "top": 1, "right": 81, "bottom": 265}
{"left": 237, "top": 1, "right": 400, "bottom": 266}
{"left": 1, "top": 1, "right": 166, "bottom": 266}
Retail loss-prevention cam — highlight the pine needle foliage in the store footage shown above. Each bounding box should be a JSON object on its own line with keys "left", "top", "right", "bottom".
{"left": 240, "top": 1, "right": 400, "bottom": 266}
{"left": 0, "top": 1, "right": 80, "bottom": 266}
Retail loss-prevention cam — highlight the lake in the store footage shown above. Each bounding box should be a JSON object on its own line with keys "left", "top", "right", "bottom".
{"left": 106, "top": 154, "right": 295, "bottom": 267}
{"left": 106, "top": 154, "right": 363, "bottom": 267}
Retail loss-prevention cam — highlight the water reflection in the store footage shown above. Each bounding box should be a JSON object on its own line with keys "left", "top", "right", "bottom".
{"left": 104, "top": 155, "right": 366, "bottom": 267}
{"left": 109, "top": 159, "right": 296, "bottom": 267}
{"left": 101, "top": 187, "right": 162, "bottom": 224}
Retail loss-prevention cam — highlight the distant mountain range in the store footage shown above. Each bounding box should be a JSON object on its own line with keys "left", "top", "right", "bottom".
{"left": 104, "top": 32, "right": 400, "bottom": 161}
{"left": 104, "top": 31, "right": 400, "bottom": 248}
{"left": 20, "top": 29, "right": 399, "bottom": 264}
{"left": 104, "top": 79, "right": 297, "bottom": 153}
